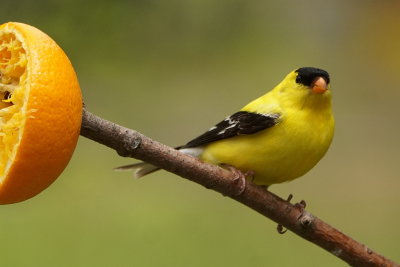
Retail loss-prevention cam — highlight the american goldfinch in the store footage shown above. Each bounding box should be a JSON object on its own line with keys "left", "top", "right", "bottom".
{"left": 117, "top": 67, "right": 334, "bottom": 186}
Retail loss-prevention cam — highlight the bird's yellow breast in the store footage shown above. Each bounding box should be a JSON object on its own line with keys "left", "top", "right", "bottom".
{"left": 200, "top": 93, "right": 334, "bottom": 186}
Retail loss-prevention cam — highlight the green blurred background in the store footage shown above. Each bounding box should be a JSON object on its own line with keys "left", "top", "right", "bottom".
{"left": 1, "top": 1, "right": 399, "bottom": 266}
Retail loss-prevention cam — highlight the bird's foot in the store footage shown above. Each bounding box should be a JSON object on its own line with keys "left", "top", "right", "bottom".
{"left": 220, "top": 164, "right": 252, "bottom": 196}
{"left": 276, "top": 194, "right": 307, "bottom": 234}
{"left": 243, "top": 170, "right": 256, "bottom": 182}
{"left": 294, "top": 200, "right": 307, "bottom": 213}
{"left": 286, "top": 193, "right": 307, "bottom": 213}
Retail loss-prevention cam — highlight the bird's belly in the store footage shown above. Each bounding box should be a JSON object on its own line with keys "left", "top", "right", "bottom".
{"left": 200, "top": 115, "right": 334, "bottom": 186}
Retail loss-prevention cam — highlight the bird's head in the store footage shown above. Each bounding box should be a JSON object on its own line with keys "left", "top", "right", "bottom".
{"left": 275, "top": 67, "right": 331, "bottom": 109}
{"left": 294, "top": 67, "right": 330, "bottom": 94}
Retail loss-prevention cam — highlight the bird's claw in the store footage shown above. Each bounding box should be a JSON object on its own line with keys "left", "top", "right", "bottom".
{"left": 285, "top": 193, "right": 307, "bottom": 220}
{"left": 294, "top": 200, "right": 307, "bottom": 213}
{"left": 286, "top": 193, "right": 294, "bottom": 202}
{"left": 230, "top": 168, "right": 246, "bottom": 196}
{"left": 244, "top": 170, "right": 255, "bottom": 182}
{"left": 285, "top": 193, "right": 306, "bottom": 212}
{"left": 221, "top": 164, "right": 251, "bottom": 196}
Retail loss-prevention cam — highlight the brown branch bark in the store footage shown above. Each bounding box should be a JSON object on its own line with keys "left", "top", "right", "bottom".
{"left": 80, "top": 108, "right": 398, "bottom": 267}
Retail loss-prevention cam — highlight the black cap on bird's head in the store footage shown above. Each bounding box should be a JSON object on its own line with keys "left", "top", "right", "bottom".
{"left": 295, "top": 67, "right": 330, "bottom": 94}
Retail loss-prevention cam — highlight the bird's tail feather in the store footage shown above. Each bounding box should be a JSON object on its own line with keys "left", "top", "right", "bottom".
{"left": 114, "top": 162, "right": 160, "bottom": 178}
{"left": 114, "top": 147, "right": 203, "bottom": 178}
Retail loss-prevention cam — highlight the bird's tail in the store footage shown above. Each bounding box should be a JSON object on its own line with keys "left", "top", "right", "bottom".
{"left": 114, "top": 147, "right": 203, "bottom": 178}
{"left": 114, "top": 162, "right": 160, "bottom": 178}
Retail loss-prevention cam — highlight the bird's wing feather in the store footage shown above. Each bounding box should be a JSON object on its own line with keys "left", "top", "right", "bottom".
{"left": 182, "top": 111, "right": 280, "bottom": 148}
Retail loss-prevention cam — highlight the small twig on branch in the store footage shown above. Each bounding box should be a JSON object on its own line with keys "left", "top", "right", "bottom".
{"left": 80, "top": 108, "right": 398, "bottom": 267}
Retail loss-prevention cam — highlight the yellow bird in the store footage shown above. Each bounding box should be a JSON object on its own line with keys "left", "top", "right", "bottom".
{"left": 117, "top": 67, "right": 334, "bottom": 186}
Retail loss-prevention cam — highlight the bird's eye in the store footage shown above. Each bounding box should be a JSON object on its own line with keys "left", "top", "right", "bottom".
{"left": 295, "top": 76, "right": 301, "bottom": 84}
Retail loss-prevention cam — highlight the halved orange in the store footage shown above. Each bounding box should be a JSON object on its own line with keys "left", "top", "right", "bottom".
{"left": 0, "top": 22, "right": 82, "bottom": 204}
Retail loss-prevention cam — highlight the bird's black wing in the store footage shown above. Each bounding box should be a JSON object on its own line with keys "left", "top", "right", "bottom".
{"left": 181, "top": 111, "right": 280, "bottom": 148}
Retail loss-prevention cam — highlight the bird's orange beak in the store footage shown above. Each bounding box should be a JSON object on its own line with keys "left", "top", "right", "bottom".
{"left": 311, "top": 77, "right": 328, "bottom": 94}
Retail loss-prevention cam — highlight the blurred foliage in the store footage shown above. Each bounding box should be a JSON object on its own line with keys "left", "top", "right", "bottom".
{"left": 1, "top": 1, "right": 399, "bottom": 266}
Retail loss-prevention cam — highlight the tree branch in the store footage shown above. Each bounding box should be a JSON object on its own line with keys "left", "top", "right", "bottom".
{"left": 80, "top": 108, "right": 398, "bottom": 267}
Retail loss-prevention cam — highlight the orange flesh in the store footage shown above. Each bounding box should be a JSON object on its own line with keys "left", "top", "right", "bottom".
{"left": 0, "top": 32, "right": 27, "bottom": 178}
